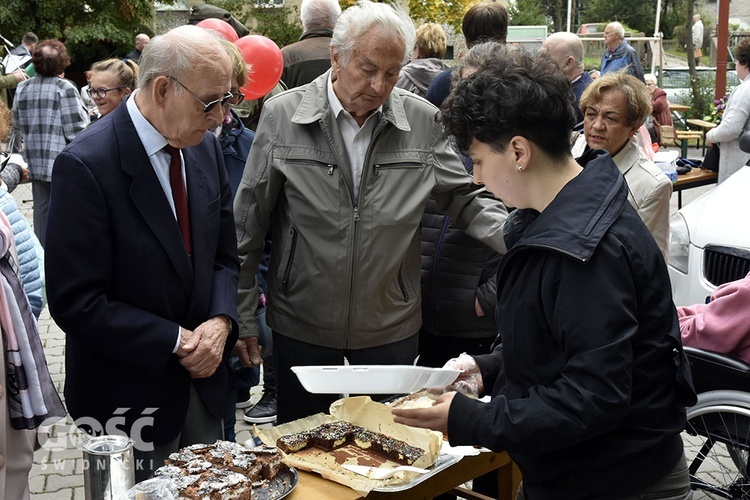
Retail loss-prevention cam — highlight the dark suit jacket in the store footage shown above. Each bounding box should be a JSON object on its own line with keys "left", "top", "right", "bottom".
{"left": 46, "top": 102, "right": 239, "bottom": 445}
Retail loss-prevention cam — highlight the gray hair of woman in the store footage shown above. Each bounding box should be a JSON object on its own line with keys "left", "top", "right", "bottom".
{"left": 330, "top": 0, "right": 416, "bottom": 67}
{"left": 137, "top": 25, "right": 228, "bottom": 91}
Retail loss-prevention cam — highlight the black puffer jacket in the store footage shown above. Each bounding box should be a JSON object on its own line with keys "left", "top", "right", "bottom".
{"left": 420, "top": 159, "right": 502, "bottom": 338}
{"left": 448, "top": 150, "right": 694, "bottom": 498}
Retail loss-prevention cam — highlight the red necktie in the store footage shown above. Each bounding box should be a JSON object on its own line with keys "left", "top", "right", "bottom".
{"left": 164, "top": 145, "right": 192, "bottom": 255}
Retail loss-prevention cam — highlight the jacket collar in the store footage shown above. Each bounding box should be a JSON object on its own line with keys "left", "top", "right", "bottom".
{"left": 607, "top": 39, "right": 630, "bottom": 57}
{"left": 219, "top": 109, "right": 245, "bottom": 151}
{"left": 503, "top": 149, "right": 628, "bottom": 263}
{"left": 291, "top": 69, "right": 412, "bottom": 132}
{"left": 299, "top": 28, "right": 334, "bottom": 41}
{"left": 612, "top": 137, "right": 640, "bottom": 176}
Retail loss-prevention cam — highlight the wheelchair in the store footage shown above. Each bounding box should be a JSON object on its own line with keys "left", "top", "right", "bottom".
{"left": 683, "top": 346, "right": 750, "bottom": 499}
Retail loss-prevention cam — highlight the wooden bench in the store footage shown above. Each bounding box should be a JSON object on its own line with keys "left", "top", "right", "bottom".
{"left": 673, "top": 168, "right": 718, "bottom": 208}
{"left": 674, "top": 130, "right": 704, "bottom": 157}
{"left": 660, "top": 126, "right": 704, "bottom": 158}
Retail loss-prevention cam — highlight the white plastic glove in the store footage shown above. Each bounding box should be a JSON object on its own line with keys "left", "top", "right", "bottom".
{"left": 439, "top": 353, "right": 483, "bottom": 398}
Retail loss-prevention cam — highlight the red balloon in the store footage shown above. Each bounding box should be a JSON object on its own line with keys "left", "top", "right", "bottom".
{"left": 196, "top": 18, "right": 239, "bottom": 43}
{"left": 234, "top": 35, "right": 284, "bottom": 100}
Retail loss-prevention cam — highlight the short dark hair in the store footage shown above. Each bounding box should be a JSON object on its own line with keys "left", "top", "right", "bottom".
{"left": 737, "top": 39, "right": 750, "bottom": 68}
{"left": 462, "top": 2, "right": 509, "bottom": 47}
{"left": 32, "top": 39, "right": 71, "bottom": 77}
{"left": 22, "top": 32, "right": 38, "bottom": 46}
{"left": 442, "top": 50, "right": 575, "bottom": 160}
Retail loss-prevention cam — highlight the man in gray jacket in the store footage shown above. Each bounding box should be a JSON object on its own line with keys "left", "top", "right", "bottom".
{"left": 234, "top": 0, "right": 508, "bottom": 424}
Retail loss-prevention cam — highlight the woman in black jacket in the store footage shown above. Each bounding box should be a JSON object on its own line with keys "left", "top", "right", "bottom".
{"left": 394, "top": 51, "right": 695, "bottom": 499}
{"left": 419, "top": 42, "right": 507, "bottom": 369}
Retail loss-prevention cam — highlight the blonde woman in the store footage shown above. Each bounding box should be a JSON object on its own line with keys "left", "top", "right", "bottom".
{"left": 87, "top": 58, "right": 138, "bottom": 118}
{"left": 395, "top": 22, "right": 449, "bottom": 97}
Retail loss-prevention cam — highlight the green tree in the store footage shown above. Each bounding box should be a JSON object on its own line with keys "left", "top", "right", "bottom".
{"left": 0, "top": 0, "right": 155, "bottom": 66}
{"left": 581, "top": 0, "right": 656, "bottom": 36}
{"left": 509, "top": 0, "right": 552, "bottom": 31}
{"left": 209, "top": 0, "right": 302, "bottom": 48}
{"left": 408, "top": 0, "right": 471, "bottom": 32}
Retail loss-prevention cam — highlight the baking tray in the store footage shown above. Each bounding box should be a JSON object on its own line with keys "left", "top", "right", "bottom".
{"left": 253, "top": 464, "right": 298, "bottom": 499}
{"left": 291, "top": 365, "right": 460, "bottom": 394}
{"left": 373, "top": 453, "right": 462, "bottom": 492}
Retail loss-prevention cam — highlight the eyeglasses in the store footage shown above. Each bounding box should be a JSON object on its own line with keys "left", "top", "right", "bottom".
{"left": 168, "top": 76, "right": 233, "bottom": 113}
{"left": 226, "top": 89, "right": 245, "bottom": 107}
{"left": 87, "top": 86, "right": 125, "bottom": 99}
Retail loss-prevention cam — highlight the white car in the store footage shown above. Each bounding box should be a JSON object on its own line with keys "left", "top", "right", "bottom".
{"left": 668, "top": 166, "right": 750, "bottom": 306}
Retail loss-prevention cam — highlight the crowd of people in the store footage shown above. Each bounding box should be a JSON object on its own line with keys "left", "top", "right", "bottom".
{"left": 1, "top": 2, "right": 749, "bottom": 498}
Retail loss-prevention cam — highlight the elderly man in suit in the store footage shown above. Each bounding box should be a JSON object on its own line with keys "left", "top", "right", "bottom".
{"left": 45, "top": 25, "right": 239, "bottom": 481}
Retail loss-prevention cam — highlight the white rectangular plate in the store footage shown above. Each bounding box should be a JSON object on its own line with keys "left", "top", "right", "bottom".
{"left": 291, "top": 365, "right": 459, "bottom": 394}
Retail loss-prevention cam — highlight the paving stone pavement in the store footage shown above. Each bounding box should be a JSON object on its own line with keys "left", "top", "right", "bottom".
{"left": 11, "top": 143, "right": 716, "bottom": 497}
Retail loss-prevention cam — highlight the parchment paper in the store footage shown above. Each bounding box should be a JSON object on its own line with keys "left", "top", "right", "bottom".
{"left": 255, "top": 396, "right": 442, "bottom": 495}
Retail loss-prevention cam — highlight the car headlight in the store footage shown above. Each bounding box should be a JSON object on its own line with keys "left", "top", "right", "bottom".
{"left": 668, "top": 212, "right": 690, "bottom": 274}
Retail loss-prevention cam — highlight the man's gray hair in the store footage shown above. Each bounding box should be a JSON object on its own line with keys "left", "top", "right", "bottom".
{"left": 330, "top": 0, "right": 416, "bottom": 67}
{"left": 301, "top": 0, "right": 342, "bottom": 32}
{"left": 608, "top": 22, "right": 625, "bottom": 39}
{"left": 138, "top": 25, "right": 228, "bottom": 91}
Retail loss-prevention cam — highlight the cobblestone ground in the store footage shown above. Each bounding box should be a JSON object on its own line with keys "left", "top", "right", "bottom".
{"left": 11, "top": 147, "right": 721, "bottom": 496}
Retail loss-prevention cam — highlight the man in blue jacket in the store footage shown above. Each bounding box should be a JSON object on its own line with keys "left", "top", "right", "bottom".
{"left": 600, "top": 22, "right": 645, "bottom": 83}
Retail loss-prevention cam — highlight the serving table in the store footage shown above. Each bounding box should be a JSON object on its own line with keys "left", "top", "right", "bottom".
{"left": 288, "top": 450, "right": 521, "bottom": 500}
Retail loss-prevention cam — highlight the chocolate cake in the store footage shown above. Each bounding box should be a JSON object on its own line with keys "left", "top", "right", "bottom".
{"left": 276, "top": 421, "right": 424, "bottom": 465}
{"left": 153, "top": 440, "right": 283, "bottom": 499}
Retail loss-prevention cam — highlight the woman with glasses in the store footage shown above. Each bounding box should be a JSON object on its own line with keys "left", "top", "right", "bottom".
{"left": 216, "top": 40, "right": 269, "bottom": 444}
{"left": 87, "top": 58, "right": 138, "bottom": 119}
{"left": 215, "top": 40, "right": 251, "bottom": 197}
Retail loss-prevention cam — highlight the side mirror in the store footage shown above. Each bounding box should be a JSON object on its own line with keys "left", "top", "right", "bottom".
{"left": 741, "top": 131, "right": 750, "bottom": 154}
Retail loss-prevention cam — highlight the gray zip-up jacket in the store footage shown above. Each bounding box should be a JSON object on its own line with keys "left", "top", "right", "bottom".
{"left": 234, "top": 70, "right": 508, "bottom": 349}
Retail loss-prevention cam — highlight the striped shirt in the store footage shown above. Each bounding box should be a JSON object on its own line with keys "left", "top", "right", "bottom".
{"left": 11, "top": 76, "right": 89, "bottom": 182}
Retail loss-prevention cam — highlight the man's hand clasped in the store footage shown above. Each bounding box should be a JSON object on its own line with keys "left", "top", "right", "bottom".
{"left": 176, "top": 316, "right": 231, "bottom": 378}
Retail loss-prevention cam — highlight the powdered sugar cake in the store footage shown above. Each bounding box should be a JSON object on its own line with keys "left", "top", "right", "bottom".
{"left": 153, "top": 440, "right": 293, "bottom": 499}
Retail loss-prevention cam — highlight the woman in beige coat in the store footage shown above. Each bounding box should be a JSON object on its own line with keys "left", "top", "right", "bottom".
{"left": 579, "top": 71, "right": 672, "bottom": 260}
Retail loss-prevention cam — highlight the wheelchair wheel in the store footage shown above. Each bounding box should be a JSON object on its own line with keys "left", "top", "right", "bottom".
{"left": 684, "top": 390, "right": 750, "bottom": 499}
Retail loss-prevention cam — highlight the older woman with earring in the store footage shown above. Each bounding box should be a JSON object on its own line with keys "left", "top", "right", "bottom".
{"left": 578, "top": 71, "right": 672, "bottom": 259}
{"left": 393, "top": 50, "right": 694, "bottom": 500}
